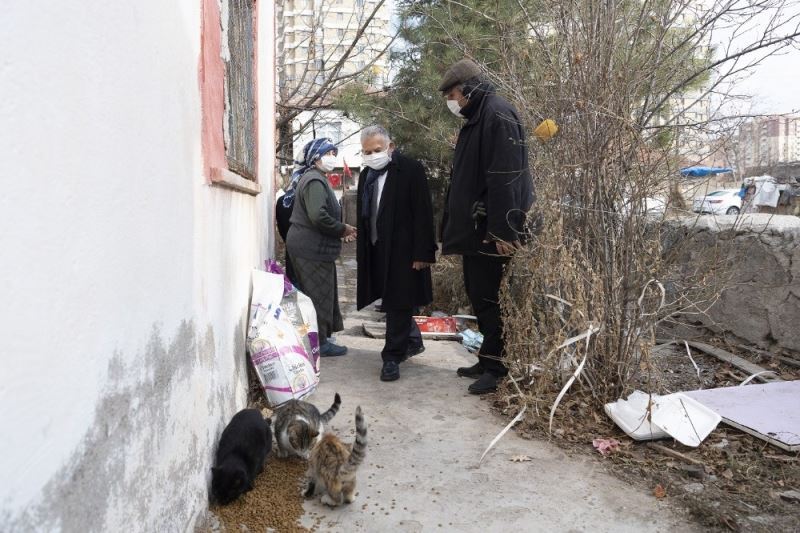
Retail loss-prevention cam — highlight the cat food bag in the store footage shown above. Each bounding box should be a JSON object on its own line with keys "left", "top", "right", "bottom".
{"left": 248, "top": 270, "right": 319, "bottom": 407}
{"left": 265, "top": 260, "right": 320, "bottom": 375}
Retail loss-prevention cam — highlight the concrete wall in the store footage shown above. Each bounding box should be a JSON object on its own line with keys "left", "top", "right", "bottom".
{"left": 672, "top": 215, "right": 800, "bottom": 353}
{"left": 0, "top": 1, "right": 275, "bottom": 531}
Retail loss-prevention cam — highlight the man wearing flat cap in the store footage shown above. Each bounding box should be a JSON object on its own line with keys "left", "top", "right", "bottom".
{"left": 438, "top": 58, "right": 534, "bottom": 394}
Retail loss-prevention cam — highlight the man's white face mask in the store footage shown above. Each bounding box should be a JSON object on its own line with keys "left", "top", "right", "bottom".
{"left": 362, "top": 150, "right": 391, "bottom": 170}
{"left": 318, "top": 154, "right": 337, "bottom": 172}
{"left": 447, "top": 99, "right": 464, "bottom": 118}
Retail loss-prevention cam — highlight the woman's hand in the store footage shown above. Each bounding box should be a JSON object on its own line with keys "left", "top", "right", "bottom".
{"left": 342, "top": 224, "right": 357, "bottom": 242}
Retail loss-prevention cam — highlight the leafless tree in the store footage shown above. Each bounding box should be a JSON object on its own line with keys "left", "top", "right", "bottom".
{"left": 275, "top": 0, "right": 400, "bottom": 169}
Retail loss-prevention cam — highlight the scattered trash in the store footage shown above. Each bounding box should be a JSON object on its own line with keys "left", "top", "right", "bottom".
{"left": 604, "top": 390, "right": 721, "bottom": 447}
{"left": 592, "top": 438, "right": 621, "bottom": 455}
{"left": 653, "top": 484, "right": 667, "bottom": 499}
{"left": 414, "top": 315, "right": 458, "bottom": 333}
{"left": 247, "top": 270, "right": 319, "bottom": 407}
{"left": 685, "top": 381, "right": 800, "bottom": 451}
{"left": 510, "top": 454, "right": 532, "bottom": 462}
{"left": 363, "top": 320, "right": 462, "bottom": 341}
{"left": 461, "top": 329, "right": 483, "bottom": 353}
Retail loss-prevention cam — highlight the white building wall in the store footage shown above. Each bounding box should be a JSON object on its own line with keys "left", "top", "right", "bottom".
{"left": 0, "top": 1, "right": 274, "bottom": 531}
{"left": 292, "top": 110, "right": 365, "bottom": 177}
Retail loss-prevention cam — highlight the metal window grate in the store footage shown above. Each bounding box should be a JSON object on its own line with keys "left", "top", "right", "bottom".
{"left": 225, "top": 0, "right": 257, "bottom": 180}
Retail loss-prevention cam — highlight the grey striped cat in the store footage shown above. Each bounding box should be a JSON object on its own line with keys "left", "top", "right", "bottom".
{"left": 273, "top": 393, "right": 341, "bottom": 459}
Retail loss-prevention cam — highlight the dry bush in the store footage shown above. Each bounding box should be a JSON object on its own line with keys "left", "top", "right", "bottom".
{"left": 429, "top": 255, "right": 470, "bottom": 314}
{"left": 456, "top": 0, "right": 799, "bottom": 414}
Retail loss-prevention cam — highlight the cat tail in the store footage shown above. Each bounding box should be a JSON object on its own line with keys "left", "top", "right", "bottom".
{"left": 320, "top": 392, "right": 342, "bottom": 424}
{"left": 342, "top": 406, "right": 367, "bottom": 474}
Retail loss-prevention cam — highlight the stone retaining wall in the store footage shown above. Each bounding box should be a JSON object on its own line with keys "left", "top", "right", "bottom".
{"left": 672, "top": 215, "right": 800, "bottom": 353}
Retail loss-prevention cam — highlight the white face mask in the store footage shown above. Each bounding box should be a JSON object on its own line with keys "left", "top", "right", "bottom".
{"left": 317, "top": 154, "right": 337, "bottom": 172}
{"left": 362, "top": 150, "right": 391, "bottom": 170}
{"left": 447, "top": 99, "right": 464, "bottom": 118}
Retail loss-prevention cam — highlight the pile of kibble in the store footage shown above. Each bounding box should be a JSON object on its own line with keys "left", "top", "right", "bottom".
{"left": 209, "top": 455, "right": 310, "bottom": 533}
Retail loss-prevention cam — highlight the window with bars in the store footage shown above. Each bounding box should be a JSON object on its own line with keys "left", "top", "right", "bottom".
{"left": 225, "top": 0, "right": 257, "bottom": 180}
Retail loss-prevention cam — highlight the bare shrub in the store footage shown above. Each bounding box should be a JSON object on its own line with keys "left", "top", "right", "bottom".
{"left": 403, "top": 0, "right": 800, "bottom": 417}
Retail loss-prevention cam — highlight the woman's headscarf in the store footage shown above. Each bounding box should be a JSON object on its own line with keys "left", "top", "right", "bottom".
{"left": 282, "top": 137, "right": 338, "bottom": 207}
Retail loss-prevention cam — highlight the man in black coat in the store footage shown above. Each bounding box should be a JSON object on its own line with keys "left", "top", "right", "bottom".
{"left": 356, "top": 125, "right": 438, "bottom": 382}
{"left": 439, "top": 58, "right": 534, "bottom": 394}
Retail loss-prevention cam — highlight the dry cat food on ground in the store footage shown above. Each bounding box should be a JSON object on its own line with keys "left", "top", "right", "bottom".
{"left": 206, "top": 455, "right": 308, "bottom": 533}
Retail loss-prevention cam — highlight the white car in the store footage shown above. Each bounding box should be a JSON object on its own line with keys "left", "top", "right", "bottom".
{"left": 692, "top": 189, "right": 742, "bottom": 215}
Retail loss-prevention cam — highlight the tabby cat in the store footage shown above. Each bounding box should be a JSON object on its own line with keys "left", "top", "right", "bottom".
{"left": 273, "top": 392, "right": 341, "bottom": 459}
{"left": 211, "top": 408, "right": 272, "bottom": 505}
{"left": 303, "top": 406, "right": 367, "bottom": 507}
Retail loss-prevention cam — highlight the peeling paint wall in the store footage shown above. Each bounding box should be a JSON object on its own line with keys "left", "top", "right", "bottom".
{"left": 0, "top": 1, "right": 275, "bottom": 531}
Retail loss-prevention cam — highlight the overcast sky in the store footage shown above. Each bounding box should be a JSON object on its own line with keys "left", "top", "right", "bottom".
{"left": 735, "top": 50, "right": 800, "bottom": 114}
{"left": 711, "top": 2, "right": 800, "bottom": 116}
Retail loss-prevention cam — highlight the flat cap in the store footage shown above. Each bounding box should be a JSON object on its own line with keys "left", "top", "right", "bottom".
{"left": 438, "top": 59, "right": 482, "bottom": 92}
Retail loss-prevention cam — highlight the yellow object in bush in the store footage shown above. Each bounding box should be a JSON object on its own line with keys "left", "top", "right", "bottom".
{"left": 534, "top": 119, "right": 558, "bottom": 142}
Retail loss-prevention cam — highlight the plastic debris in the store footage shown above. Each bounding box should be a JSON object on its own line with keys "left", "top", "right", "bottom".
{"left": 461, "top": 329, "right": 483, "bottom": 353}
{"left": 592, "top": 438, "right": 621, "bottom": 455}
{"left": 604, "top": 390, "right": 721, "bottom": 447}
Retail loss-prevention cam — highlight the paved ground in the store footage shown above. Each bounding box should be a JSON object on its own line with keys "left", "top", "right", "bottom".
{"left": 295, "top": 250, "right": 696, "bottom": 532}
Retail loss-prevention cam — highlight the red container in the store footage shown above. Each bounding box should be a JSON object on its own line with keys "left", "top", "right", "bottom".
{"left": 413, "top": 316, "right": 458, "bottom": 334}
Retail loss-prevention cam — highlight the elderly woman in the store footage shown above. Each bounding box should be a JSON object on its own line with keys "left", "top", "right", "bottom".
{"left": 286, "top": 138, "right": 356, "bottom": 357}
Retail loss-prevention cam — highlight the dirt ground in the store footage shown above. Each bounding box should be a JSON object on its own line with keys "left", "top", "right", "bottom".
{"left": 491, "top": 337, "right": 800, "bottom": 532}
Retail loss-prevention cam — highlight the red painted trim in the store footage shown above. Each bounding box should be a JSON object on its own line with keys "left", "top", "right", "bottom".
{"left": 199, "top": 0, "right": 227, "bottom": 182}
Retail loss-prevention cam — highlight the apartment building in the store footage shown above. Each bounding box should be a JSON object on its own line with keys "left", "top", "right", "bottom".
{"left": 737, "top": 116, "right": 800, "bottom": 173}
{"left": 278, "top": 0, "right": 392, "bottom": 97}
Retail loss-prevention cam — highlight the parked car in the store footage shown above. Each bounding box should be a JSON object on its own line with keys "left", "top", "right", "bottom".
{"left": 619, "top": 196, "right": 667, "bottom": 217}
{"left": 692, "top": 189, "right": 742, "bottom": 215}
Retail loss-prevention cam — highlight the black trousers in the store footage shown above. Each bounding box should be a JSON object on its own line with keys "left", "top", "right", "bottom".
{"left": 370, "top": 242, "right": 423, "bottom": 363}
{"left": 463, "top": 254, "right": 508, "bottom": 376}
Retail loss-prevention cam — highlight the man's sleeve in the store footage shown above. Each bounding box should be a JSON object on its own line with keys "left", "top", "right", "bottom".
{"left": 485, "top": 111, "right": 527, "bottom": 242}
{"left": 302, "top": 180, "right": 346, "bottom": 238}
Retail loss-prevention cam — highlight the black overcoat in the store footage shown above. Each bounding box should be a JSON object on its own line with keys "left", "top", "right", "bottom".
{"left": 356, "top": 152, "right": 437, "bottom": 310}
{"left": 441, "top": 91, "right": 534, "bottom": 256}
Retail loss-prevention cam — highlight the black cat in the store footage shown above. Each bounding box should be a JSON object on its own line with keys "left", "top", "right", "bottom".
{"left": 211, "top": 408, "right": 272, "bottom": 505}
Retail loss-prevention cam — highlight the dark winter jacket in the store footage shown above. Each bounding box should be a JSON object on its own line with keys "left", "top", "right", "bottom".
{"left": 441, "top": 88, "right": 534, "bottom": 255}
{"left": 356, "top": 152, "right": 437, "bottom": 310}
{"left": 286, "top": 168, "right": 345, "bottom": 262}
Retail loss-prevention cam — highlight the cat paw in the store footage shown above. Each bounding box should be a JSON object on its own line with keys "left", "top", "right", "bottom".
{"left": 320, "top": 494, "right": 339, "bottom": 507}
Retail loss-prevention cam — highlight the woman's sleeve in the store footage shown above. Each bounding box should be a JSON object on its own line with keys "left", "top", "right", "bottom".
{"left": 302, "top": 180, "right": 346, "bottom": 237}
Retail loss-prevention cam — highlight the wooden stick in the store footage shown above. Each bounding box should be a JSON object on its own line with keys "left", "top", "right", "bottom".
{"left": 647, "top": 442, "right": 705, "bottom": 466}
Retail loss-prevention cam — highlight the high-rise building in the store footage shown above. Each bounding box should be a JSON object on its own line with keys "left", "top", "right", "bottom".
{"left": 278, "top": 0, "right": 393, "bottom": 99}
{"left": 737, "top": 116, "right": 800, "bottom": 173}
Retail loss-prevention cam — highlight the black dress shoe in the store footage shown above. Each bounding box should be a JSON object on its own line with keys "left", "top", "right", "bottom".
{"left": 380, "top": 361, "right": 400, "bottom": 381}
{"left": 457, "top": 361, "right": 483, "bottom": 378}
{"left": 468, "top": 372, "right": 499, "bottom": 394}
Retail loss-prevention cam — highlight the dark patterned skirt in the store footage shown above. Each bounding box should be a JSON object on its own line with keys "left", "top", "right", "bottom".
{"left": 290, "top": 255, "right": 344, "bottom": 344}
